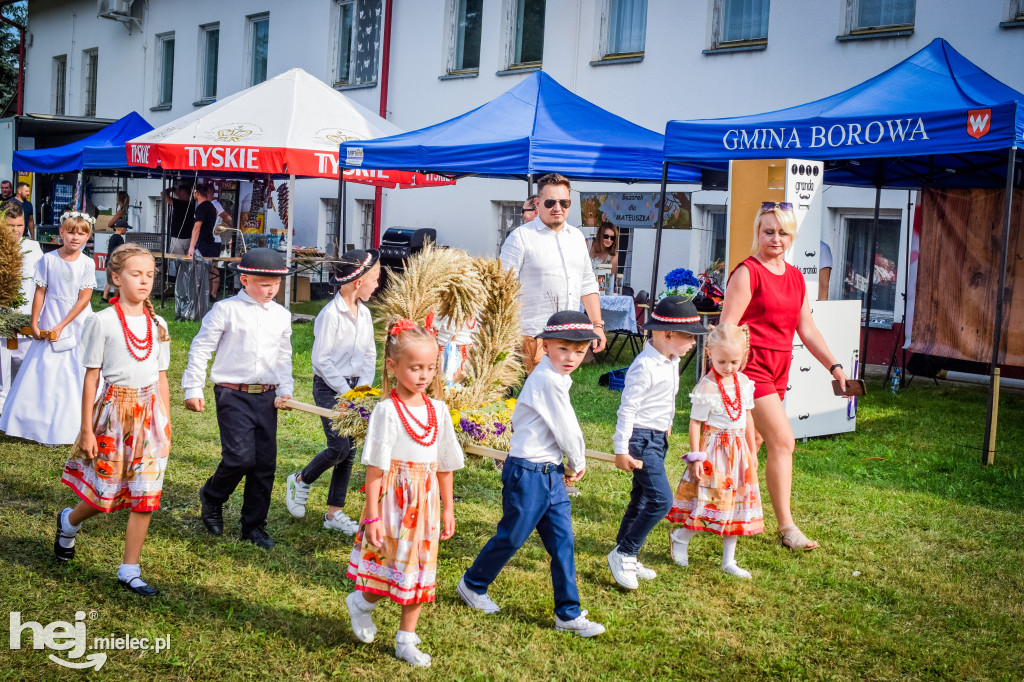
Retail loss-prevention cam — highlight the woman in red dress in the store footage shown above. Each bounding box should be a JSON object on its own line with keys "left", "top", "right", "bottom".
{"left": 720, "top": 202, "right": 850, "bottom": 551}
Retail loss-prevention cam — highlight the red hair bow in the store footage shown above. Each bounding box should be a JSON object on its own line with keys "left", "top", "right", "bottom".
{"left": 390, "top": 318, "right": 417, "bottom": 336}
{"left": 424, "top": 311, "right": 436, "bottom": 336}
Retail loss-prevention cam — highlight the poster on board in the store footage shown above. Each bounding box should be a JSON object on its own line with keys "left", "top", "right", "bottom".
{"left": 579, "top": 192, "right": 691, "bottom": 231}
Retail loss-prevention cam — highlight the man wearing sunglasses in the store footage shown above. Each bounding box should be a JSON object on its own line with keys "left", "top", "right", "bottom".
{"left": 521, "top": 194, "right": 538, "bottom": 223}
{"left": 501, "top": 173, "right": 606, "bottom": 374}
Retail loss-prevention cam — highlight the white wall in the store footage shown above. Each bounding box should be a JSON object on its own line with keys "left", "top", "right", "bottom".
{"left": 21, "top": 0, "right": 1024, "bottom": 293}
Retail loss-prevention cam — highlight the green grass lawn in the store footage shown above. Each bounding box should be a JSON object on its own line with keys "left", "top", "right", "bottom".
{"left": 2, "top": 294, "right": 1022, "bottom": 681}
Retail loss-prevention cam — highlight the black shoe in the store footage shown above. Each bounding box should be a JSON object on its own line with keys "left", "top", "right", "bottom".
{"left": 200, "top": 490, "right": 223, "bottom": 536}
{"left": 53, "top": 510, "right": 76, "bottom": 562}
{"left": 118, "top": 576, "right": 160, "bottom": 597}
{"left": 240, "top": 527, "right": 275, "bottom": 550}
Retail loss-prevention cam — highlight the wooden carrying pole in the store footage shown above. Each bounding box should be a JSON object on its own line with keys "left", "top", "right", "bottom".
{"left": 281, "top": 399, "right": 619, "bottom": 465}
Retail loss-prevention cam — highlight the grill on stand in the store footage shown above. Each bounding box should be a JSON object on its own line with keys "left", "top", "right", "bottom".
{"left": 379, "top": 227, "right": 437, "bottom": 273}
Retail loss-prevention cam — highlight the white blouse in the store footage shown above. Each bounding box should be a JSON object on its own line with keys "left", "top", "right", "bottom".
{"left": 689, "top": 372, "right": 756, "bottom": 429}
{"left": 361, "top": 397, "right": 465, "bottom": 473}
{"left": 81, "top": 306, "right": 171, "bottom": 388}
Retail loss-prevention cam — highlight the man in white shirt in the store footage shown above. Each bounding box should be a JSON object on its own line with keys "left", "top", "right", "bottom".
{"left": 500, "top": 173, "right": 606, "bottom": 373}
{"left": 0, "top": 203, "right": 43, "bottom": 413}
{"left": 607, "top": 296, "right": 708, "bottom": 590}
{"left": 182, "top": 248, "right": 294, "bottom": 550}
{"left": 458, "top": 311, "right": 605, "bottom": 638}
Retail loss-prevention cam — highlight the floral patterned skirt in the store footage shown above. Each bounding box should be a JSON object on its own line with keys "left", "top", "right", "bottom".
{"left": 347, "top": 460, "right": 440, "bottom": 605}
{"left": 666, "top": 426, "right": 764, "bottom": 536}
{"left": 61, "top": 382, "right": 170, "bottom": 513}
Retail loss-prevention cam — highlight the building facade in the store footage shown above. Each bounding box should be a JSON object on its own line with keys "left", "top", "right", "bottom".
{"left": 19, "top": 0, "right": 1024, "bottom": 320}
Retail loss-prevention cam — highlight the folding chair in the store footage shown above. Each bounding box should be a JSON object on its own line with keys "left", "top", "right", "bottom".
{"left": 607, "top": 290, "right": 648, "bottom": 363}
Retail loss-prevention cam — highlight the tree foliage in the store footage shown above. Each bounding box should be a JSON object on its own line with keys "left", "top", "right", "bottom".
{"left": 0, "top": 2, "right": 27, "bottom": 112}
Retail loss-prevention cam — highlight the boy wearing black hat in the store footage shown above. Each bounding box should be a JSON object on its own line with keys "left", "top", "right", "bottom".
{"left": 285, "top": 249, "right": 380, "bottom": 534}
{"left": 458, "top": 310, "right": 605, "bottom": 638}
{"left": 606, "top": 296, "right": 708, "bottom": 590}
{"left": 101, "top": 218, "right": 131, "bottom": 303}
{"left": 181, "top": 248, "right": 296, "bottom": 549}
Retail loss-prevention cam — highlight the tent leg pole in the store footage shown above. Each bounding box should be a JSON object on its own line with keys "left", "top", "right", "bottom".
{"left": 860, "top": 183, "right": 882, "bottom": 380}
{"left": 900, "top": 189, "right": 913, "bottom": 388}
{"left": 340, "top": 179, "right": 347, "bottom": 254}
{"left": 160, "top": 170, "right": 168, "bottom": 309}
{"left": 982, "top": 146, "right": 1017, "bottom": 465}
{"left": 284, "top": 175, "right": 295, "bottom": 310}
{"left": 335, "top": 175, "right": 345, "bottom": 257}
{"left": 649, "top": 162, "right": 670, "bottom": 311}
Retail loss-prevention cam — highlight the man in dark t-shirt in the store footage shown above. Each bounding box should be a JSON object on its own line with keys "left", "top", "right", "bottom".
{"left": 14, "top": 182, "right": 34, "bottom": 239}
{"left": 189, "top": 184, "right": 221, "bottom": 298}
{"left": 164, "top": 185, "right": 195, "bottom": 254}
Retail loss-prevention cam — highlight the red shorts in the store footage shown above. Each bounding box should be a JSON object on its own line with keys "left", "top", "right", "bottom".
{"left": 743, "top": 346, "right": 793, "bottom": 400}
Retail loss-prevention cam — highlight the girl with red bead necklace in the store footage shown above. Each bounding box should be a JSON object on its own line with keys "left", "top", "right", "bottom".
{"left": 345, "top": 318, "right": 464, "bottom": 668}
{"left": 55, "top": 243, "right": 172, "bottom": 598}
{"left": 666, "top": 323, "right": 764, "bottom": 579}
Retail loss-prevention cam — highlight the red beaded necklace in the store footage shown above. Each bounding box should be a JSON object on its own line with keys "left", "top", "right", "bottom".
{"left": 712, "top": 368, "right": 744, "bottom": 422}
{"left": 113, "top": 300, "right": 154, "bottom": 362}
{"left": 390, "top": 389, "right": 438, "bottom": 446}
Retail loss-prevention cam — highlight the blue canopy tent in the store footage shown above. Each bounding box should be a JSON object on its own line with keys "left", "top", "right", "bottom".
{"left": 13, "top": 111, "right": 153, "bottom": 172}
{"left": 338, "top": 71, "right": 701, "bottom": 183}
{"left": 660, "top": 38, "right": 1024, "bottom": 462}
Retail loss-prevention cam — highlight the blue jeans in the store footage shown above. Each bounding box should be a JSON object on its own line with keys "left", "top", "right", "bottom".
{"left": 463, "top": 457, "right": 582, "bottom": 620}
{"left": 615, "top": 428, "right": 672, "bottom": 557}
{"left": 299, "top": 374, "right": 356, "bottom": 508}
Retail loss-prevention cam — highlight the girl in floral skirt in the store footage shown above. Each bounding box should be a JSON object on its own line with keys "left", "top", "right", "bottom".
{"left": 666, "top": 323, "right": 764, "bottom": 578}
{"left": 346, "top": 317, "right": 464, "bottom": 668}
{"left": 55, "top": 244, "right": 172, "bottom": 597}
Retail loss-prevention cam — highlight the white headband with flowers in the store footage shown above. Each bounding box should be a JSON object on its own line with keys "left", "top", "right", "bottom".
{"left": 60, "top": 210, "right": 96, "bottom": 226}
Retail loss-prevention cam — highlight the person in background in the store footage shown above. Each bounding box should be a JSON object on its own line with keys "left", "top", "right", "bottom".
{"left": 102, "top": 218, "right": 131, "bottom": 303}
{"left": 500, "top": 173, "right": 606, "bottom": 375}
{"left": 818, "top": 240, "right": 832, "bottom": 301}
{"left": 14, "top": 182, "right": 35, "bottom": 239}
{"left": 109, "top": 191, "right": 130, "bottom": 225}
{"left": 164, "top": 185, "right": 195, "bottom": 256}
{"left": 521, "top": 194, "right": 538, "bottom": 225}
{"left": 189, "top": 183, "right": 222, "bottom": 298}
{"left": 0, "top": 203, "right": 42, "bottom": 414}
{"left": 0, "top": 180, "right": 13, "bottom": 201}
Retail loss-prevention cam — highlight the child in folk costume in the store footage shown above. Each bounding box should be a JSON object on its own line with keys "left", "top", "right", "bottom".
{"left": 0, "top": 212, "right": 95, "bottom": 445}
{"left": 55, "top": 244, "right": 171, "bottom": 596}
{"left": 667, "top": 323, "right": 764, "bottom": 579}
{"left": 0, "top": 202, "right": 43, "bottom": 414}
{"left": 345, "top": 317, "right": 464, "bottom": 668}
{"left": 607, "top": 297, "right": 708, "bottom": 591}
{"left": 182, "top": 248, "right": 294, "bottom": 550}
{"left": 458, "top": 311, "right": 605, "bottom": 638}
{"left": 286, "top": 249, "right": 380, "bottom": 534}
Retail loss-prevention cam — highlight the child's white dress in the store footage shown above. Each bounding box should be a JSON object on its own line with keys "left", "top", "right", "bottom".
{"left": 0, "top": 250, "right": 95, "bottom": 445}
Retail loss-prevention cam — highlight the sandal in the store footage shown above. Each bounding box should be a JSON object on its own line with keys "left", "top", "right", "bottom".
{"left": 777, "top": 524, "right": 819, "bottom": 551}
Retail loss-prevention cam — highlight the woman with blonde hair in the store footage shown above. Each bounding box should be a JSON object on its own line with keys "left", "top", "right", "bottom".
{"left": 719, "top": 202, "right": 849, "bottom": 551}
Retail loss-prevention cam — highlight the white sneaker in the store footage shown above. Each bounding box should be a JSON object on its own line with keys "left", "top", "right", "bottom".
{"left": 635, "top": 561, "right": 657, "bottom": 581}
{"left": 395, "top": 631, "right": 431, "bottom": 668}
{"left": 606, "top": 547, "right": 639, "bottom": 590}
{"left": 285, "top": 473, "right": 310, "bottom": 518}
{"left": 345, "top": 591, "right": 377, "bottom": 643}
{"left": 554, "top": 610, "right": 605, "bottom": 638}
{"left": 324, "top": 510, "right": 359, "bottom": 535}
{"left": 722, "top": 562, "right": 752, "bottom": 579}
{"left": 457, "top": 574, "right": 500, "bottom": 614}
{"left": 670, "top": 529, "right": 690, "bottom": 567}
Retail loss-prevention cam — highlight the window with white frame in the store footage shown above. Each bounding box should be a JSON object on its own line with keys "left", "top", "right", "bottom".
{"left": 838, "top": 215, "right": 902, "bottom": 327}
{"left": 509, "top": 0, "right": 545, "bottom": 68}
{"left": 1013, "top": 0, "right": 1024, "bottom": 20}
{"left": 706, "top": 209, "right": 727, "bottom": 266}
{"left": 709, "top": 0, "right": 769, "bottom": 49}
{"left": 155, "top": 33, "right": 174, "bottom": 107}
{"left": 603, "top": 0, "right": 647, "bottom": 57}
{"left": 843, "top": 0, "right": 915, "bottom": 34}
{"left": 247, "top": 14, "right": 269, "bottom": 86}
{"left": 333, "top": 0, "right": 383, "bottom": 87}
{"left": 53, "top": 55, "right": 66, "bottom": 115}
{"left": 448, "top": 0, "right": 483, "bottom": 73}
{"left": 358, "top": 199, "right": 375, "bottom": 248}
{"left": 198, "top": 23, "right": 220, "bottom": 101}
{"left": 322, "top": 198, "right": 339, "bottom": 253}
{"left": 496, "top": 201, "right": 521, "bottom": 253}
{"left": 82, "top": 48, "right": 98, "bottom": 117}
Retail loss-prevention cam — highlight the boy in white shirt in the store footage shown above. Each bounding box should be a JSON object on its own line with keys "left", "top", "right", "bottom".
{"left": 285, "top": 249, "right": 380, "bottom": 534}
{"left": 0, "top": 202, "right": 42, "bottom": 413}
{"left": 458, "top": 310, "right": 605, "bottom": 638}
{"left": 607, "top": 296, "right": 708, "bottom": 590}
{"left": 182, "top": 248, "right": 295, "bottom": 550}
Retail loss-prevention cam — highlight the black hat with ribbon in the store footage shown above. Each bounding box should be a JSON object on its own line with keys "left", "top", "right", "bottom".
{"left": 332, "top": 248, "right": 380, "bottom": 284}
{"left": 536, "top": 310, "right": 600, "bottom": 342}
{"left": 644, "top": 295, "right": 709, "bottom": 334}
{"left": 228, "top": 247, "right": 297, "bottom": 276}
{"left": 111, "top": 218, "right": 133, "bottom": 230}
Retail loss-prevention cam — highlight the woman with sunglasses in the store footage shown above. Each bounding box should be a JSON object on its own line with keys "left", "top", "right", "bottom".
{"left": 719, "top": 202, "right": 849, "bottom": 552}
{"left": 589, "top": 222, "right": 619, "bottom": 272}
